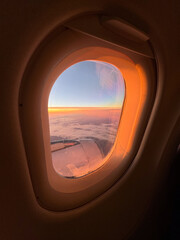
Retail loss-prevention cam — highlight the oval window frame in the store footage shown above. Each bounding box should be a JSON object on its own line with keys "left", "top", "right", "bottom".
{"left": 48, "top": 59, "right": 126, "bottom": 179}
{"left": 19, "top": 26, "right": 156, "bottom": 211}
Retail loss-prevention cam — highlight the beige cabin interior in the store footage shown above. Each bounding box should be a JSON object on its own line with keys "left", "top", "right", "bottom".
{"left": 0, "top": 0, "right": 179, "bottom": 239}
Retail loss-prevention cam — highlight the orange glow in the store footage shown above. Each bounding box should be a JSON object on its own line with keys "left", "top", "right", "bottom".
{"left": 48, "top": 107, "right": 121, "bottom": 112}
{"left": 48, "top": 107, "right": 121, "bottom": 117}
{"left": 124, "top": 64, "right": 147, "bottom": 155}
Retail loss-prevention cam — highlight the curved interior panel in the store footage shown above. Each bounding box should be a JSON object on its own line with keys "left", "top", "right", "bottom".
{"left": 19, "top": 27, "right": 156, "bottom": 210}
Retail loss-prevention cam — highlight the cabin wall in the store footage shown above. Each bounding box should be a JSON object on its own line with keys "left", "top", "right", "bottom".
{"left": 0, "top": 0, "right": 179, "bottom": 239}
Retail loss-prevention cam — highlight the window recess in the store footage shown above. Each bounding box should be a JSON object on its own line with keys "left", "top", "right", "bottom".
{"left": 19, "top": 14, "right": 156, "bottom": 211}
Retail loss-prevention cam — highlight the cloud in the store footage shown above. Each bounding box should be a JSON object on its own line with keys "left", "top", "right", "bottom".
{"left": 49, "top": 109, "right": 121, "bottom": 145}
{"left": 95, "top": 61, "right": 125, "bottom": 106}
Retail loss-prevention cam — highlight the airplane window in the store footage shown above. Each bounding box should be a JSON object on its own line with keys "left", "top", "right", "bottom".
{"left": 48, "top": 60, "right": 125, "bottom": 178}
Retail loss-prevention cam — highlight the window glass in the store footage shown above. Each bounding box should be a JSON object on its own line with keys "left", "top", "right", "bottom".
{"left": 48, "top": 61, "right": 125, "bottom": 178}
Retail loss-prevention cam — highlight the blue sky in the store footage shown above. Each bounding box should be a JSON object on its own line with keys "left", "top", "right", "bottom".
{"left": 48, "top": 60, "right": 125, "bottom": 108}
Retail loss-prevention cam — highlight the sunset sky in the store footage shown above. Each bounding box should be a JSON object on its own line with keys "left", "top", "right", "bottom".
{"left": 48, "top": 60, "right": 125, "bottom": 108}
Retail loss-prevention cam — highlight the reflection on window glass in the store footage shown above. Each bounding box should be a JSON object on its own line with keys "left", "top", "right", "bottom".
{"left": 48, "top": 60, "right": 125, "bottom": 178}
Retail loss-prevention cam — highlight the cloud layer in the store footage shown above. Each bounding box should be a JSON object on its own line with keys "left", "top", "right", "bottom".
{"left": 49, "top": 108, "right": 121, "bottom": 155}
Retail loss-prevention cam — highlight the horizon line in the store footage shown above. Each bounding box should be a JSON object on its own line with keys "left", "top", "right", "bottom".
{"left": 48, "top": 106, "right": 122, "bottom": 109}
{"left": 48, "top": 106, "right": 122, "bottom": 112}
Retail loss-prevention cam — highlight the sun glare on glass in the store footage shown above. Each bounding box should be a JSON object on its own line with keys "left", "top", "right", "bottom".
{"left": 48, "top": 60, "right": 125, "bottom": 178}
